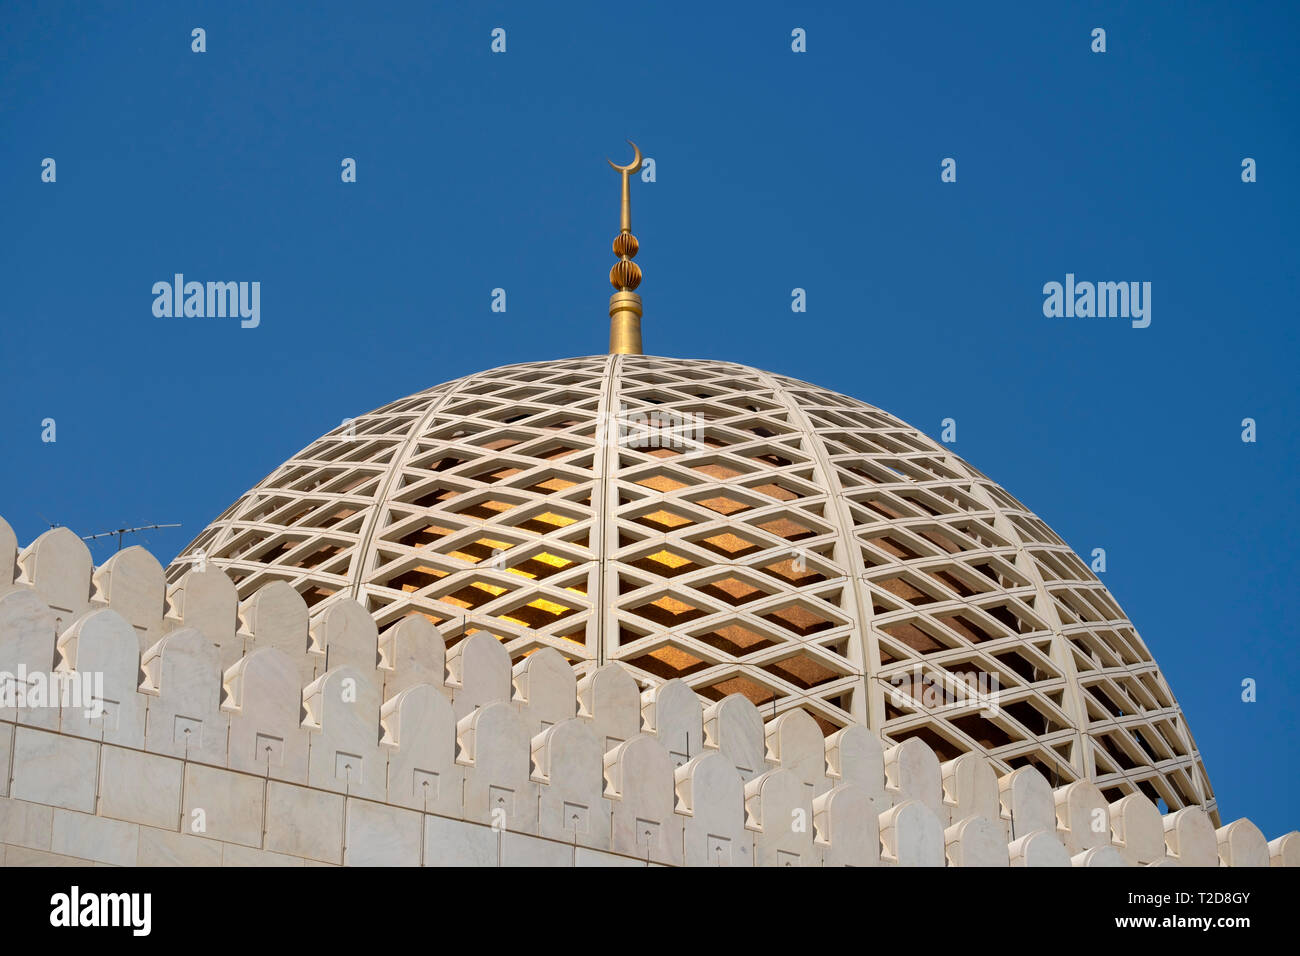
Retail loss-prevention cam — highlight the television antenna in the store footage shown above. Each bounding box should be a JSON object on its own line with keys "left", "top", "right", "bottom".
{"left": 81, "top": 523, "right": 181, "bottom": 552}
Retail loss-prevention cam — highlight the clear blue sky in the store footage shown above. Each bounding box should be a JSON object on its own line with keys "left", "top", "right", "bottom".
{"left": 1, "top": 1, "right": 1296, "bottom": 837}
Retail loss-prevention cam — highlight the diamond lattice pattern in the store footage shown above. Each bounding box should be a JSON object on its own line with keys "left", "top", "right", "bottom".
{"left": 167, "top": 355, "right": 1215, "bottom": 817}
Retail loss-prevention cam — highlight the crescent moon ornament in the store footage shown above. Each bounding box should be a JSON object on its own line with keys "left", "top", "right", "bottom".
{"left": 607, "top": 139, "right": 643, "bottom": 175}
{"left": 608, "top": 140, "right": 642, "bottom": 236}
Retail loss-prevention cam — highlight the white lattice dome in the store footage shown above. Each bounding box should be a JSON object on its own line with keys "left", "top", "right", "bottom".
{"left": 167, "top": 354, "right": 1215, "bottom": 818}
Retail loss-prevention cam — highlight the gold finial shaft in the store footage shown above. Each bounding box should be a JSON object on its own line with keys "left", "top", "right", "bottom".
{"left": 620, "top": 172, "right": 632, "bottom": 234}
{"left": 609, "top": 293, "right": 642, "bottom": 354}
{"left": 607, "top": 140, "right": 644, "bottom": 355}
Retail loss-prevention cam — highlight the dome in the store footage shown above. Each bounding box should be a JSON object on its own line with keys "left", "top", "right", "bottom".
{"left": 167, "top": 353, "right": 1215, "bottom": 818}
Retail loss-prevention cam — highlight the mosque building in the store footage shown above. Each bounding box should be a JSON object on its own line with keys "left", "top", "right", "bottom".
{"left": 0, "top": 145, "right": 1293, "bottom": 867}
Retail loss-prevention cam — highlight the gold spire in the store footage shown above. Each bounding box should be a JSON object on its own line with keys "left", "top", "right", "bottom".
{"left": 607, "top": 140, "right": 643, "bottom": 355}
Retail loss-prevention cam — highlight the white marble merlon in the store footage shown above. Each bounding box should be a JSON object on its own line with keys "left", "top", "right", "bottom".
{"left": 746, "top": 768, "right": 814, "bottom": 867}
{"left": 303, "top": 666, "right": 386, "bottom": 800}
{"left": 606, "top": 734, "right": 682, "bottom": 865}
{"left": 815, "top": 784, "right": 880, "bottom": 867}
{"left": 642, "top": 678, "right": 702, "bottom": 769}
{"left": 533, "top": 717, "right": 610, "bottom": 849}
{"left": 140, "top": 626, "right": 229, "bottom": 765}
{"left": 92, "top": 547, "right": 166, "bottom": 651}
{"left": 458, "top": 701, "right": 538, "bottom": 833}
{"left": 57, "top": 608, "right": 146, "bottom": 747}
{"left": 0, "top": 516, "right": 18, "bottom": 596}
{"left": 224, "top": 646, "right": 310, "bottom": 783}
{"left": 0, "top": 589, "right": 59, "bottom": 731}
{"left": 514, "top": 647, "right": 576, "bottom": 736}
{"left": 381, "top": 682, "right": 462, "bottom": 816}
{"left": 164, "top": 567, "right": 239, "bottom": 672}
{"left": 675, "top": 751, "right": 750, "bottom": 866}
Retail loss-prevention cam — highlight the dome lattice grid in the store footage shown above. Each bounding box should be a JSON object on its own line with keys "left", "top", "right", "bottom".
{"left": 168, "top": 355, "right": 1215, "bottom": 817}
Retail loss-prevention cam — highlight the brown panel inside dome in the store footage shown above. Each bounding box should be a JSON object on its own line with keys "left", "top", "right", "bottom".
{"left": 693, "top": 623, "right": 777, "bottom": 656}
{"left": 695, "top": 674, "right": 777, "bottom": 706}
{"left": 625, "top": 645, "right": 708, "bottom": 680}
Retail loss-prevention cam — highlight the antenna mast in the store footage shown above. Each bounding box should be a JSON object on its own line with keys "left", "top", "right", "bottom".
{"left": 81, "top": 523, "right": 181, "bottom": 552}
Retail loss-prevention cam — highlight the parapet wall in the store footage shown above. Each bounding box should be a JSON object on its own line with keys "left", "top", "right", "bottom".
{"left": 0, "top": 517, "right": 1295, "bottom": 867}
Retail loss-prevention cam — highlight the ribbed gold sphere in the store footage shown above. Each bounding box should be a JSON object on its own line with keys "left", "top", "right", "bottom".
{"left": 610, "top": 259, "right": 642, "bottom": 291}
{"left": 612, "top": 232, "right": 639, "bottom": 259}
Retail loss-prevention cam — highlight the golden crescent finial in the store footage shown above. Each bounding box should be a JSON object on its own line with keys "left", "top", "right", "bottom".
{"left": 607, "top": 140, "right": 643, "bottom": 175}
{"left": 608, "top": 140, "right": 644, "bottom": 355}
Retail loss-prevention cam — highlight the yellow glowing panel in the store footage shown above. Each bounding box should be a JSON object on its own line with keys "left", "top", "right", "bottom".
{"left": 532, "top": 551, "right": 572, "bottom": 568}
{"left": 643, "top": 509, "right": 691, "bottom": 528}
{"left": 647, "top": 549, "right": 690, "bottom": 569}
{"left": 536, "top": 477, "right": 576, "bottom": 492}
{"left": 399, "top": 565, "right": 446, "bottom": 592}
{"left": 651, "top": 595, "right": 697, "bottom": 615}
{"left": 472, "top": 581, "right": 507, "bottom": 597}
{"left": 564, "top": 585, "right": 587, "bottom": 596}
{"left": 527, "top": 598, "right": 571, "bottom": 616}
{"left": 476, "top": 537, "right": 513, "bottom": 551}
{"left": 421, "top": 524, "right": 457, "bottom": 537}
{"left": 506, "top": 568, "right": 538, "bottom": 579}
{"left": 533, "top": 511, "right": 576, "bottom": 528}
{"left": 438, "top": 596, "right": 473, "bottom": 610}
